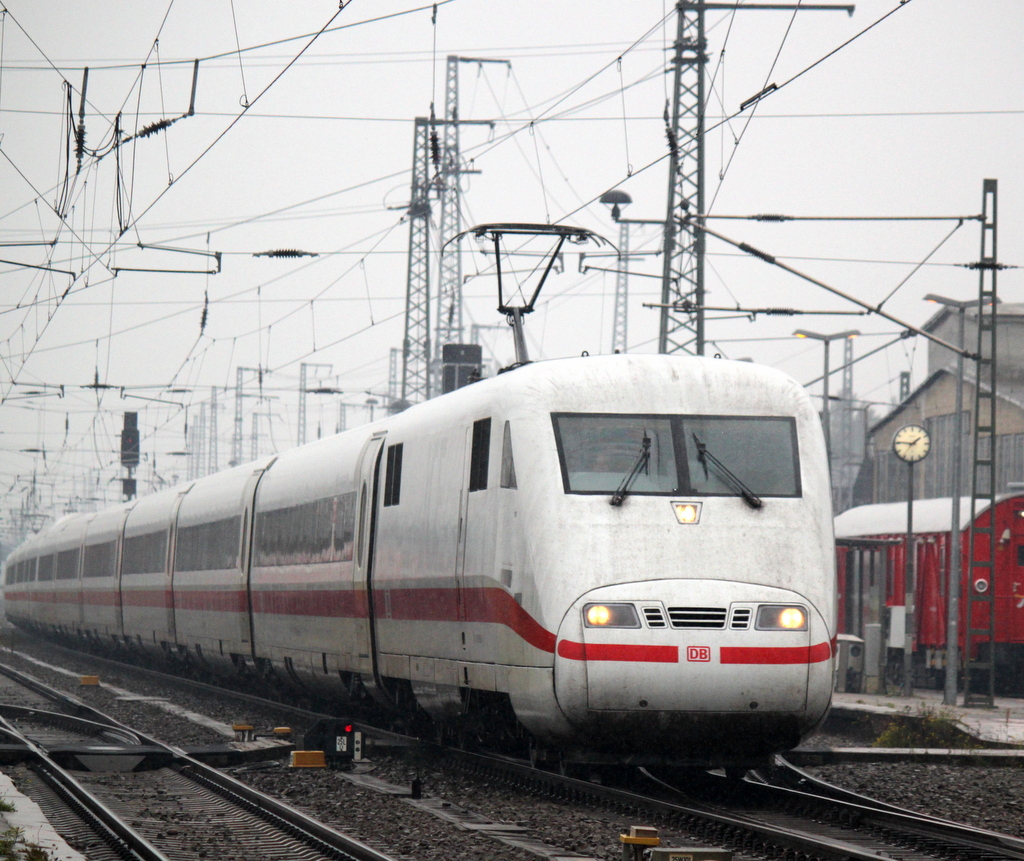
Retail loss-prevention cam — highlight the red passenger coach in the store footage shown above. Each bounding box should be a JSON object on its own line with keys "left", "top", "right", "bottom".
{"left": 834, "top": 494, "right": 1024, "bottom": 692}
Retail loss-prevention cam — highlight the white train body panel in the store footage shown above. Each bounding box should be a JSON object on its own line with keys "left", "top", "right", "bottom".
{"left": 39, "top": 514, "right": 92, "bottom": 631}
{"left": 171, "top": 457, "right": 275, "bottom": 668}
{"left": 119, "top": 484, "right": 190, "bottom": 653}
{"left": 247, "top": 433, "right": 372, "bottom": 683}
{"left": 80, "top": 503, "right": 133, "bottom": 638}
{"left": 4, "top": 355, "right": 835, "bottom": 766}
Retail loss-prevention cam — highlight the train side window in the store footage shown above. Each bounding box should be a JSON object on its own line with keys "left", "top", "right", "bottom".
{"left": 84, "top": 541, "right": 117, "bottom": 578}
{"left": 469, "top": 418, "right": 491, "bottom": 492}
{"left": 1018, "top": 544, "right": 1024, "bottom": 567}
{"left": 37, "top": 554, "right": 54, "bottom": 582}
{"left": 175, "top": 517, "right": 241, "bottom": 572}
{"left": 123, "top": 531, "right": 168, "bottom": 575}
{"left": 500, "top": 421, "right": 517, "bottom": 489}
{"left": 384, "top": 443, "right": 404, "bottom": 507}
{"left": 56, "top": 548, "right": 80, "bottom": 580}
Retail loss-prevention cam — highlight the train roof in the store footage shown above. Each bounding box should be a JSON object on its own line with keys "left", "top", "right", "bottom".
{"left": 835, "top": 494, "right": 1024, "bottom": 538}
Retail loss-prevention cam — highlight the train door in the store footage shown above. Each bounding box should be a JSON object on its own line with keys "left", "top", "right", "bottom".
{"left": 354, "top": 432, "right": 387, "bottom": 693}
{"left": 454, "top": 418, "right": 492, "bottom": 635}
{"left": 165, "top": 492, "right": 189, "bottom": 647}
{"left": 454, "top": 427, "right": 472, "bottom": 628}
{"left": 1005, "top": 497, "right": 1024, "bottom": 643}
{"left": 240, "top": 461, "right": 274, "bottom": 656}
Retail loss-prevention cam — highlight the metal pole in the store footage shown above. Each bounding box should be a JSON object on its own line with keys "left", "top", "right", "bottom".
{"left": 944, "top": 307, "right": 965, "bottom": 706}
{"left": 822, "top": 338, "right": 832, "bottom": 472}
{"left": 903, "top": 460, "right": 915, "bottom": 697}
{"left": 612, "top": 220, "right": 630, "bottom": 353}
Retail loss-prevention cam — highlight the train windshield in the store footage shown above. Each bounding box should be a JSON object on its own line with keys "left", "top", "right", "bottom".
{"left": 551, "top": 413, "right": 800, "bottom": 498}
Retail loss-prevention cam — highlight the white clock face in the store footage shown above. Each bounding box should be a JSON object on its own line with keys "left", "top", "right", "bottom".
{"left": 893, "top": 425, "right": 931, "bottom": 463}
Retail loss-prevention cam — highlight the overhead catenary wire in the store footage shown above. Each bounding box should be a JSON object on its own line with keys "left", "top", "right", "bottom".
{"left": 0, "top": 0, "right": 991, "bottom": 528}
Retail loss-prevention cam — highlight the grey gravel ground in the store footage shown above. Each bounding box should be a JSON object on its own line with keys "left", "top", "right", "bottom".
{"left": 4, "top": 634, "right": 1024, "bottom": 861}
{"left": 804, "top": 761, "right": 1024, "bottom": 839}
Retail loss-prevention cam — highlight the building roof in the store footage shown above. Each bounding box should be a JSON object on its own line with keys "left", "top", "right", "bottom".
{"left": 868, "top": 367, "right": 1024, "bottom": 435}
{"left": 834, "top": 494, "right": 1023, "bottom": 538}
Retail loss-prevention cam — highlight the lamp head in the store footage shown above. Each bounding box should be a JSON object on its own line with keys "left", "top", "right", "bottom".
{"left": 599, "top": 189, "right": 632, "bottom": 221}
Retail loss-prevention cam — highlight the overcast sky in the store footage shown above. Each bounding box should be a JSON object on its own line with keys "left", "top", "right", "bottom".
{"left": 1, "top": 0, "right": 1021, "bottom": 537}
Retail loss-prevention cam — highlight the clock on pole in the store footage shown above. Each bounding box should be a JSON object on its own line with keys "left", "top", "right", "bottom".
{"left": 893, "top": 423, "right": 931, "bottom": 697}
{"left": 893, "top": 424, "right": 931, "bottom": 463}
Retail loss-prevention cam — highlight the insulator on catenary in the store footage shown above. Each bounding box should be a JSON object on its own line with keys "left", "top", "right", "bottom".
{"left": 253, "top": 249, "right": 319, "bottom": 258}
{"left": 137, "top": 118, "right": 174, "bottom": 139}
{"left": 430, "top": 129, "right": 441, "bottom": 166}
{"left": 664, "top": 126, "right": 679, "bottom": 160}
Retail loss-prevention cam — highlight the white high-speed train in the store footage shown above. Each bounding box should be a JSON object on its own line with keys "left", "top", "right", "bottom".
{"left": 4, "top": 354, "right": 836, "bottom": 768}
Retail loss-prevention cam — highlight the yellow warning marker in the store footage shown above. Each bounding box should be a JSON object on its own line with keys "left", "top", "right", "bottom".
{"left": 272, "top": 727, "right": 292, "bottom": 737}
{"left": 620, "top": 826, "right": 660, "bottom": 861}
{"left": 79, "top": 675, "right": 100, "bottom": 686}
{"left": 290, "top": 750, "right": 326, "bottom": 768}
{"left": 232, "top": 724, "right": 255, "bottom": 741}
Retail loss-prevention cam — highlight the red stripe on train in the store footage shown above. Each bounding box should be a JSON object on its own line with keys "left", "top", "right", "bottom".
{"left": 556, "top": 640, "right": 679, "bottom": 663}
{"left": 719, "top": 642, "right": 832, "bottom": 664}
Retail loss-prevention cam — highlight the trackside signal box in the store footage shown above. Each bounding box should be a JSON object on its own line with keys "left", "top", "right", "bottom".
{"left": 649, "top": 849, "right": 731, "bottom": 861}
{"left": 302, "top": 719, "right": 362, "bottom": 767}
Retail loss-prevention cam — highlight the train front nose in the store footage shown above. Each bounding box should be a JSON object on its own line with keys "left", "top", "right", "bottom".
{"left": 552, "top": 580, "right": 833, "bottom": 760}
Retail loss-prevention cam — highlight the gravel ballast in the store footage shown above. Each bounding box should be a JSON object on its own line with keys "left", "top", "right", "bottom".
{"left": 4, "top": 634, "right": 1024, "bottom": 860}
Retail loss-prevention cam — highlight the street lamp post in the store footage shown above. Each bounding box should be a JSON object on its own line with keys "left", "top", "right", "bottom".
{"left": 924, "top": 293, "right": 975, "bottom": 707}
{"left": 602, "top": 188, "right": 670, "bottom": 354}
{"left": 600, "top": 190, "right": 633, "bottom": 354}
{"left": 793, "top": 330, "right": 861, "bottom": 491}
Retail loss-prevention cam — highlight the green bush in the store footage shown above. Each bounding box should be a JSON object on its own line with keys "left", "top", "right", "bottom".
{"left": 873, "top": 706, "right": 983, "bottom": 749}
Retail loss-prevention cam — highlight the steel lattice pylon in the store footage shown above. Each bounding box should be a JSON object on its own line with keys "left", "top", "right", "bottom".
{"left": 656, "top": 2, "right": 851, "bottom": 355}
{"left": 436, "top": 57, "right": 464, "bottom": 359}
{"left": 659, "top": 3, "right": 706, "bottom": 356}
{"left": 402, "top": 117, "right": 432, "bottom": 403}
{"left": 964, "top": 179, "right": 999, "bottom": 707}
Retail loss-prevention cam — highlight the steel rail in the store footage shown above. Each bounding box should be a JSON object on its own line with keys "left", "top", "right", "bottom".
{"left": 664, "top": 764, "right": 1024, "bottom": 861}
{"left": 2, "top": 641, "right": 336, "bottom": 723}
{"left": 446, "top": 746, "right": 899, "bottom": 861}
{"left": 0, "top": 659, "right": 400, "bottom": 861}
{"left": 9, "top": 640, "right": 1024, "bottom": 859}
{"left": 767, "top": 756, "right": 1024, "bottom": 858}
{"left": 0, "top": 712, "right": 172, "bottom": 861}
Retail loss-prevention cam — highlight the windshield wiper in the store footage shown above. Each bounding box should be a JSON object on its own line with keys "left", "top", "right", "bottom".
{"left": 610, "top": 434, "right": 650, "bottom": 507}
{"left": 692, "top": 433, "right": 763, "bottom": 510}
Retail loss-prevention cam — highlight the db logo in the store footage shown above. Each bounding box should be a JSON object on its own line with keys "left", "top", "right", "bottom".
{"left": 687, "top": 646, "right": 711, "bottom": 662}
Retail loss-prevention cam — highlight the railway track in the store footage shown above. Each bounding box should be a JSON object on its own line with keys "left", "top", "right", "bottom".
{"left": 7, "top": 639, "right": 1024, "bottom": 861}
{"left": 0, "top": 661, "right": 401, "bottom": 861}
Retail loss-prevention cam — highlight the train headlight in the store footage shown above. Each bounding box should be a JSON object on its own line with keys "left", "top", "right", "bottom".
{"left": 584, "top": 603, "right": 640, "bottom": 628}
{"left": 755, "top": 604, "right": 807, "bottom": 631}
{"left": 671, "top": 501, "right": 702, "bottom": 524}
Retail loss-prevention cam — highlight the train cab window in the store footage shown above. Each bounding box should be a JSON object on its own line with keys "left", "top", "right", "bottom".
{"left": 469, "top": 418, "right": 491, "bottom": 492}
{"left": 553, "top": 414, "right": 678, "bottom": 494}
{"left": 500, "top": 421, "right": 517, "bottom": 489}
{"left": 551, "top": 412, "right": 800, "bottom": 498}
{"left": 384, "top": 443, "right": 404, "bottom": 507}
{"left": 681, "top": 416, "right": 799, "bottom": 497}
